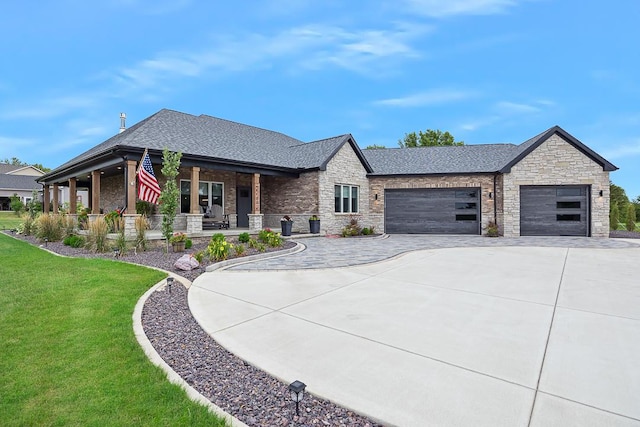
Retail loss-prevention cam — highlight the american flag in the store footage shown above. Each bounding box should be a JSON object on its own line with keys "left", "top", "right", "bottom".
{"left": 137, "top": 150, "right": 161, "bottom": 204}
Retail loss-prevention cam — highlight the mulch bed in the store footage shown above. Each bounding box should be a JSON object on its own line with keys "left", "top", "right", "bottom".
{"left": 610, "top": 230, "right": 640, "bottom": 239}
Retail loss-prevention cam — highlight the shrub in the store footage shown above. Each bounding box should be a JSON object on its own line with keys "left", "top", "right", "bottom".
{"left": 258, "top": 228, "right": 271, "bottom": 243}
{"left": 135, "top": 215, "right": 149, "bottom": 251}
{"left": 185, "top": 238, "right": 193, "bottom": 250}
{"left": 361, "top": 227, "right": 371, "bottom": 235}
{"left": 248, "top": 238, "right": 265, "bottom": 252}
{"left": 238, "top": 232, "right": 250, "bottom": 243}
{"left": 341, "top": 214, "right": 362, "bottom": 237}
{"left": 104, "top": 210, "right": 121, "bottom": 233}
{"left": 610, "top": 203, "right": 620, "bottom": 230}
{"left": 20, "top": 213, "right": 36, "bottom": 236}
{"left": 64, "top": 234, "right": 85, "bottom": 248}
{"left": 136, "top": 200, "right": 155, "bottom": 216}
{"left": 86, "top": 216, "right": 109, "bottom": 252}
{"left": 114, "top": 228, "right": 127, "bottom": 256}
{"left": 207, "top": 233, "right": 231, "bottom": 261}
{"left": 10, "top": 194, "right": 24, "bottom": 215}
{"left": 34, "top": 214, "right": 65, "bottom": 242}
{"left": 193, "top": 250, "right": 205, "bottom": 263}
{"left": 78, "top": 208, "right": 90, "bottom": 230}
{"left": 257, "top": 228, "right": 282, "bottom": 247}
{"left": 486, "top": 221, "right": 499, "bottom": 237}
{"left": 234, "top": 244, "right": 246, "bottom": 257}
{"left": 626, "top": 204, "right": 637, "bottom": 231}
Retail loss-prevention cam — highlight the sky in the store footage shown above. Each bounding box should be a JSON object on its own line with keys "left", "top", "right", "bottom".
{"left": 0, "top": 0, "right": 638, "bottom": 199}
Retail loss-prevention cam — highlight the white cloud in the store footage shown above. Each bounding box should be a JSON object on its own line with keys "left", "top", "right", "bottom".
{"left": 1, "top": 95, "right": 98, "bottom": 120}
{"left": 404, "top": 0, "right": 520, "bottom": 17}
{"left": 495, "top": 101, "right": 541, "bottom": 114}
{"left": 374, "top": 89, "right": 475, "bottom": 107}
{"left": 601, "top": 139, "right": 640, "bottom": 160}
{"left": 459, "top": 99, "right": 552, "bottom": 131}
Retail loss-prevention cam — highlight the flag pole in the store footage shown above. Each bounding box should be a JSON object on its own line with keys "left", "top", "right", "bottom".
{"left": 136, "top": 148, "right": 149, "bottom": 175}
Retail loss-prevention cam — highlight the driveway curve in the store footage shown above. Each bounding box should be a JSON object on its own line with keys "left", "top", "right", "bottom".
{"left": 189, "top": 236, "right": 640, "bottom": 426}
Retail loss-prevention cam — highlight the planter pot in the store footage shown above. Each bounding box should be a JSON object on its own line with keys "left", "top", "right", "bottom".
{"left": 309, "top": 219, "right": 320, "bottom": 234}
{"left": 172, "top": 241, "right": 186, "bottom": 252}
{"left": 281, "top": 221, "right": 293, "bottom": 236}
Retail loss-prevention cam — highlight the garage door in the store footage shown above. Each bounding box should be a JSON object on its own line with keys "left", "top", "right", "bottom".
{"left": 385, "top": 188, "right": 480, "bottom": 234}
{"left": 520, "top": 186, "right": 589, "bottom": 236}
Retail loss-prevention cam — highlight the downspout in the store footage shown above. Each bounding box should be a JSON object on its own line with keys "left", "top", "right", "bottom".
{"left": 493, "top": 173, "right": 498, "bottom": 226}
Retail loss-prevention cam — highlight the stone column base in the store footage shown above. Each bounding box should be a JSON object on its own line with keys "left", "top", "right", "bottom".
{"left": 247, "top": 214, "right": 263, "bottom": 231}
{"left": 186, "top": 214, "right": 204, "bottom": 235}
{"left": 123, "top": 214, "right": 140, "bottom": 240}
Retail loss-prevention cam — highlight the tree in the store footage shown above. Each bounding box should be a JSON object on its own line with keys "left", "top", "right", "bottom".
{"left": 609, "top": 182, "right": 629, "bottom": 223}
{"left": 626, "top": 204, "right": 637, "bottom": 231}
{"left": 9, "top": 194, "right": 24, "bottom": 215}
{"left": 1, "top": 157, "right": 51, "bottom": 172}
{"left": 610, "top": 202, "right": 619, "bottom": 230}
{"left": 365, "top": 145, "right": 387, "bottom": 150}
{"left": 398, "top": 129, "right": 464, "bottom": 148}
{"left": 632, "top": 196, "right": 640, "bottom": 222}
{"left": 158, "top": 148, "right": 182, "bottom": 249}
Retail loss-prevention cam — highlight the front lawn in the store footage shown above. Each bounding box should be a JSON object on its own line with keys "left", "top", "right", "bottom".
{"left": 0, "top": 233, "right": 227, "bottom": 426}
{"left": 0, "top": 211, "right": 22, "bottom": 230}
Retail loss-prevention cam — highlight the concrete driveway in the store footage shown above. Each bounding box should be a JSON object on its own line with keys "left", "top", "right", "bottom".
{"left": 189, "top": 241, "right": 640, "bottom": 426}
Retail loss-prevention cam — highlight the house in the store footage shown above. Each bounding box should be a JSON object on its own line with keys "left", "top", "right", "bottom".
{"left": 0, "top": 163, "right": 89, "bottom": 212}
{"left": 37, "top": 109, "right": 616, "bottom": 237}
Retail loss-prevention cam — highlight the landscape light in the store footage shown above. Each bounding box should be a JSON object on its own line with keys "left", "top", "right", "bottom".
{"left": 288, "top": 380, "right": 306, "bottom": 417}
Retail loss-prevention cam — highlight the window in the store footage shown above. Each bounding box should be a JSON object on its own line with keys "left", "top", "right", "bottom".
{"left": 557, "top": 214, "right": 581, "bottom": 221}
{"left": 335, "top": 185, "right": 359, "bottom": 213}
{"left": 456, "top": 190, "right": 477, "bottom": 198}
{"left": 455, "top": 202, "right": 477, "bottom": 210}
{"left": 180, "top": 180, "right": 223, "bottom": 213}
{"left": 557, "top": 201, "right": 581, "bottom": 209}
{"left": 557, "top": 187, "right": 582, "bottom": 197}
{"left": 456, "top": 214, "right": 477, "bottom": 221}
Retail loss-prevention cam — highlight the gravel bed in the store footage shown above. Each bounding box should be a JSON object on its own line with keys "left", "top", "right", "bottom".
{"left": 5, "top": 231, "right": 382, "bottom": 426}
{"left": 143, "top": 284, "right": 382, "bottom": 427}
{"left": 610, "top": 230, "right": 640, "bottom": 239}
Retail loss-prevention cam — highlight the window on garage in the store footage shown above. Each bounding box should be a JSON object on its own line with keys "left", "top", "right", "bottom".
{"left": 335, "top": 185, "right": 358, "bottom": 213}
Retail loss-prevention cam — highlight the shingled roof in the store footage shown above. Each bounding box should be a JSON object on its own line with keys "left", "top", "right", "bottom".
{"left": 364, "top": 125, "right": 617, "bottom": 175}
{"left": 0, "top": 174, "right": 40, "bottom": 191}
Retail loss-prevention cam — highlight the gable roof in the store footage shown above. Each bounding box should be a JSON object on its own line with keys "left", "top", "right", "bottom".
{"left": 364, "top": 125, "right": 617, "bottom": 176}
{"left": 5, "top": 165, "right": 45, "bottom": 176}
{"left": 499, "top": 125, "right": 618, "bottom": 173}
{"left": 42, "top": 109, "right": 372, "bottom": 183}
{"left": 0, "top": 163, "right": 21, "bottom": 174}
{"left": 0, "top": 174, "right": 40, "bottom": 191}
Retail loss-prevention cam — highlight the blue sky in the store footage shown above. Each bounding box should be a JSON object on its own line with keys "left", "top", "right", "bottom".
{"left": 1, "top": 0, "right": 638, "bottom": 198}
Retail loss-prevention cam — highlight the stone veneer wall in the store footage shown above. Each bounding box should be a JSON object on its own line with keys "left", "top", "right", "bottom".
{"left": 318, "top": 143, "right": 371, "bottom": 234}
{"left": 100, "top": 175, "right": 125, "bottom": 213}
{"left": 369, "top": 174, "right": 499, "bottom": 234}
{"left": 262, "top": 172, "right": 320, "bottom": 233}
{"left": 502, "top": 134, "right": 610, "bottom": 237}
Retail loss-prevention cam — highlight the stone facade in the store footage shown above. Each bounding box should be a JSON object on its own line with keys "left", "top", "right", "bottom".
{"left": 262, "top": 172, "right": 320, "bottom": 233}
{"left": 502, "top": 134, "right": 610, "bottom": 237}
{"left": 369, "top": 174, "right": 499, "bottom": 234}
{"left": 318, "top": 142, "right": 371, "bottom": 234}
{"left": 100, "top": 174, "right": 125, "bottom": 213}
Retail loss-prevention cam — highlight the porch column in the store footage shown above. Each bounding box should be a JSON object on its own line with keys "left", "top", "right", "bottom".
{"left": 52, "top": 184, "right": 59, "bottom": 213}
{"left": 43, "top": 184, "right": 50, "bottom": 214}
{"left": 252, "top": 173, "right": 261, "bottom": 213}
{"left": 190, "top": 167, "right": 200, "bottom": 214}
{"left": 68, "top": 178, "right": 77, "bottom": 214}
{"left": 91, "top": 171, "right": 101, "bottom": 214}
{"left": 126, "top": 160, "right": 137, "bottom": 213}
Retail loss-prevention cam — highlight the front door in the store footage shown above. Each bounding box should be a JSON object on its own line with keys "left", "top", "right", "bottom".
{"left": 236, "top": 186, "right": 251, "bottom": 228}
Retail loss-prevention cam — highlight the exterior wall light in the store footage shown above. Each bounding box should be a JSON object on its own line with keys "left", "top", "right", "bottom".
{"left": 166, "top": 277, "right": 174, "bottom": 294}
{"left": 599, "top": 190, "right": 604, "bottom": 197}
{"left": 288, "top": 380, "right": 306, "bottom": 417}
{"left": 488, "top": 192, "right": 493, "bottom": 199}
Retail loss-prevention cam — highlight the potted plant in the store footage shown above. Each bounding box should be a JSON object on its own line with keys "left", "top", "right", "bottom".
{"left": 280, "top": 215, "right": 293, "bottom": 236}
{"left": 169, "top": 232, "right": 187, "bottom": 251}
{"left": 309, "top": 215, "right": 320, "bottom": 234}
{"left": 486, "top": 221, "right": 499, "bottom": 237}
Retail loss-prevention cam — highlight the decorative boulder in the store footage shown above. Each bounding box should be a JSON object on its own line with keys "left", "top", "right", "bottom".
{"left": 174, "top": 254, "right": 200, "bottom": 271}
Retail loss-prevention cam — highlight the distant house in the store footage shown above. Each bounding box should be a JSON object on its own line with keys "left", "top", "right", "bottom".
{"left": 0, "top": 163, "right": 88, "bottom": 211}
{"left": 38, "top": 109, "right": 617, "bottom": 237}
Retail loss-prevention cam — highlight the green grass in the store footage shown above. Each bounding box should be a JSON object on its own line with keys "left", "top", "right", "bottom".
{"left": 0, "top": 234, "right": 227, "bottom": 426}
{"left": 0, "top": 211, "right": 22, "bottom": 230}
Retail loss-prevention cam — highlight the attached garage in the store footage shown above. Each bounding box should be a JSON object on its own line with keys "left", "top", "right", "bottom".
{"left": 385, "top": 188, "right": 480, "bottom": 234}
{"left": 520, "top": 185, "right": 590, "bottom": 236}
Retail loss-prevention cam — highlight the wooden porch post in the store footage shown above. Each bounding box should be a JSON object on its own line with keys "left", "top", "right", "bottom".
{"left": 68, "top": 178, "right": 77, "bottom": 214}
{"left": 252, "top": 173, "right": 261, "bottom": 214}
{"left": 43, "top": 184, "right": 50, "bottom": 214}
{"left": 52, "top": 184, "right": 59, "bottom": 213}
{"left": 91, "top": 171, "right": 101, "bottom": 214}
{"left": 190, "top": 167, "right": 200, "bottom": 214}
{"left": 126, "top": 160, "right": 137, "bottom": 213}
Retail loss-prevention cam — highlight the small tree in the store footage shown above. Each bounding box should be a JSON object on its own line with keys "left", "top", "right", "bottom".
{"left": 158, "top": 148, "right": 182, "bottom": 249}
{"left": 610, "top": 202, "right": 619, "bottom": 230}
{"left": 26, "top": 189, "right": 42, "bottom": 218}
{"left": 9, "top": 194, "right": 24, "bottom": 215}
{"left": 626, "top": 204, "right": 637, "bottom": 231}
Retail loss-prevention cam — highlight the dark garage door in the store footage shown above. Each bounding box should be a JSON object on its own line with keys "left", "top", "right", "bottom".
{"left": 520, "top": 186, "right": 589, "bottom": 236}
{"left": 385, "top": 188, "right": 480, "bottom": 234}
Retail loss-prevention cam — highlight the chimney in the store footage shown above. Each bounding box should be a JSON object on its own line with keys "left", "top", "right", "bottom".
{"left": 119, "top": 112, "right": 126, "bottom": 133}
